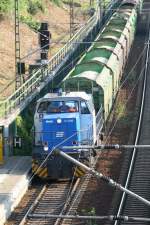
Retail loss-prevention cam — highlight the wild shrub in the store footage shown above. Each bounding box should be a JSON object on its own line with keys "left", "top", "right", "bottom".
{"left": 27, "top": 0, "right": 44, "bottom": 15}
{"left": 50, "top": 0, "right": 61, "bottom": 6}
{"left": 0, "top": 0, "right": 11, "bottom": 14}
{"left": 15, "top": 115, "right": 32, "bottom": 155}
{"left": 116, "top": 102, "right": 126, "bottom": 120}
{"left": 20, "top": 15, "right": 40, "bottom": 30}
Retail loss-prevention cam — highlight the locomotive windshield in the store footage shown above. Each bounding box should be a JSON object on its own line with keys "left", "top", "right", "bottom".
{"left": 38, "top": 100, "right": 79, "bottom": 113}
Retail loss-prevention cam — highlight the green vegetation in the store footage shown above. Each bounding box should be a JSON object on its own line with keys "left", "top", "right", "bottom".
{"left": 0, "top": 0, "right": 44, "bottom": 29}
{"left": 0, "top": 0, "right": 96, "bottom": 28}
{"left": 0, "top": 0, "right": 98, "bottom": 16}
{"left": 27, "top": 0, "right": 44, "bottom": 15}
{"left": 19, "top": 0, "right": 44, "bottom": 29}
{"left": 14, "top": 110, "right": 34, "bottom": 156}
{"left": 0, "top": 0, "right": 66, "bottom": 28}
{"left": 115, "top": 101, "right": 133, "bottom": 127}
{"left": 82, "top": 207, "right": 97, "bottom": 225}
{"left": 0, "top": 0, "right": 44, "bottom": 15}
{"left": 116, "top": 102, "right": 126, "bottom": 120}
{"left": 20, "top": 15, "right": 40, "bottom": 30}
{"left": 0, "top": 0, "right": 12, "bottom": 14}
{"left": 50, "top": 0, "right": 62, "bottom": 6}
{"left": 0, "top": 0, "right": 66, "bottom": 15}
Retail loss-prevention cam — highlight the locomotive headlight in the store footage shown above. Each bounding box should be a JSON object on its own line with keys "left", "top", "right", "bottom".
{"left": 44, "top": 146, "right": 48, "bottom": 151}
{"left": 57, "top": 118, "right": 62, "bottom": 124}
{"left": 43, "top": 142, "right": 48, "bottom": 151}
{"left": 72, "top": 140, "right": 78, "bottom": 145}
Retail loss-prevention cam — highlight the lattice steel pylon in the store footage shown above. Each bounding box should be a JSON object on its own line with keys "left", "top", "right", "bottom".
{"left": 70, "top": 0, "right": 74, "bottom": 37}
{"left": 15, "top": 0, "right": 21, "bottom": 90}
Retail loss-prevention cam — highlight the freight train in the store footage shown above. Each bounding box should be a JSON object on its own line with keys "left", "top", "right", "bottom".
{"left": 32, "top": 0, "right": 143, "bottom": 179}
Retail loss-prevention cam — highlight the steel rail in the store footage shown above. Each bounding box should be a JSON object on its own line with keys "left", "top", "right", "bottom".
{"left": 113, "top": 3, "right": 150, "bottom": 225}
{"left": 60, "top": 177, "right": 91, "bottom": 225}
{"left": 54, "top": 178, "right": 81, "bottom": 225}
{"left": 19, "top": 185, "right": 47, "bottom": 225}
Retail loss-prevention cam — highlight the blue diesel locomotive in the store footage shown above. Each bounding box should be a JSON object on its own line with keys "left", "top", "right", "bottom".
{"left": 33, "top": 92, "right": 99, "bottom": 178}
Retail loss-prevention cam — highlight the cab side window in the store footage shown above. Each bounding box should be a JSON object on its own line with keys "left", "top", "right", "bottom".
{"left": 80, "top": 101, "right": 90, "bottom": 114}
{"left": 38, "top": 101, "right": 48, "bottom": 112}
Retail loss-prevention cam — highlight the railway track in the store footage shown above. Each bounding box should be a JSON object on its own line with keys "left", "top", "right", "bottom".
{"left": 6, "top": 173, "right": 92, "bottom": 225}
{"left": 13, "top": 172, "right": 95, "bottom": 225}
{"left": 18, "top": 179, "right": 78, "bottom": 225}
{"left": 110, "top": 1, "right": 150, "bottom": 224}
{"left": 59, "top": 173, "right": 92, "bottom": 225}
{"left": 24, "top": 174, "right": 95, "bottom": 225}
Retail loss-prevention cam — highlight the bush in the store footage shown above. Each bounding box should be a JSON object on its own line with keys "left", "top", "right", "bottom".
{"left": 20, "top": 15, "right": 40, "bottom": 30}
{"left": 50, "top": 0, "right": 61, "bottom": 6}
{"left": 27, "top": 0, "right": 44, "bottom": 15}
{"left": 0, "top": 0, "right": 11, "bottom": 14}
{"left": 15, "top": 115, "right": 32, "bottom": 155}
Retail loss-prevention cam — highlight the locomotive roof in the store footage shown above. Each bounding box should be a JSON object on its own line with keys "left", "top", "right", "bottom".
{"left": 38, "top": 92, "right": 92, "bottom": 102}
{"left": 121, "top": 0, "right": 139, "bottom": 6}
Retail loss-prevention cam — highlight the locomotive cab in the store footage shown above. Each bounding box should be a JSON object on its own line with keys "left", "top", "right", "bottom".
{"left": 33, "top": 92, "right": 96, "bottom": 179}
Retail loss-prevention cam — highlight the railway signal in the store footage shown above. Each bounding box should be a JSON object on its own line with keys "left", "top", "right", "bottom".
{"left": 39, "top": 23, "right": 51, "bottom": 50}
{"left": 39, "top": 22, "right": 51, "bottom": 61}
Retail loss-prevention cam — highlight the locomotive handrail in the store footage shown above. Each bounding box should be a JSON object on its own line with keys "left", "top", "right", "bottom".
{"left": 96, "top": 106, "right": 104, "bottom": 135}
{"left": 0, "top": 0, "right": 119, "bottom": 120}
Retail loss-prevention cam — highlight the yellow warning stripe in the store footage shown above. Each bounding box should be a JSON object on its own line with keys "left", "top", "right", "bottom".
{"left": 75, "top": 171, "right": 83, "bottom": 177}
{"left": 32, "top": 161, "right": 48, "bottom": 178}
{"left": 32, "top": 165, "right": 38, "bottom": 173}
{"left": 39, "top": 168, "right": 48, "bottom": 178}
{"left": 74, "top": 167, "right": 85, "bottom": 177}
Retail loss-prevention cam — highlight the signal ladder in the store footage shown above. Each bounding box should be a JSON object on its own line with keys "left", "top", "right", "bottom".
{"left": 15, "top": 0, "right": 21, "bottom": 90}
